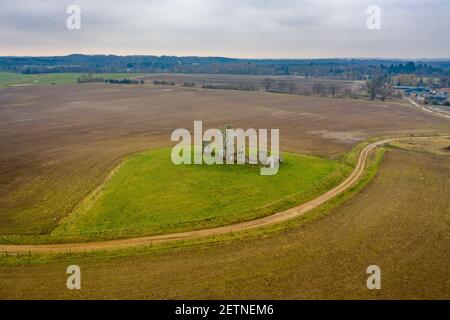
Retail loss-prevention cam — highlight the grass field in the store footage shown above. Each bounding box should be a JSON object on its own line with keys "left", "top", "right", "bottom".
{"left": 49, "top": 148, "right": 349, "bottom": 241}
{"left": 1, "top": 147, "right": 448, "bottom": 299}
{"left": 0, "top": 72, "right": 146, "bottom": 88}
{"left": 389, "top": 136, "right": 450, "bottom": 155}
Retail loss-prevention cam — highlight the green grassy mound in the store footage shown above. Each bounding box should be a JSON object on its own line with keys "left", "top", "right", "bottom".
{"left": 50, "top": 148, "right": 351, "bottom": 241}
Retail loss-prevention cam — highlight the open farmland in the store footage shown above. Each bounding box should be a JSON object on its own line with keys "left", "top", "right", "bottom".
{"left": 138, "top": 73, "right": 365, "bottom": 93}
{"left": 0, "top": 147, "right": 448, "bottom": 299}
{"left": 0, "top": 72, "right": 146, "bottom": 88}
{"left": 0, "top": 83, "right": 449, "bottom": 240}
{"left": 1, "top": 0, "right": 450, "bottom": 307}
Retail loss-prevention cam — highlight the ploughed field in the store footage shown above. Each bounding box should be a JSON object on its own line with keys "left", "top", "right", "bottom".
{"left": 1, "top": 147, "right": 448, "bottom": 299}
{"left": 138, "top": 73, "right": 365, "bottom": 92}
{"left": 0, "top": 83, "right": 449, "bottom": 241}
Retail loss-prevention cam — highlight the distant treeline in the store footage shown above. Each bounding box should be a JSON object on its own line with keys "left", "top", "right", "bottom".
{"left": 202, "top": 83, "right": 259, "bottom": 91}
{"left": 76, "top": 73, "right": 104, "bottom": 83}
{"left": 77, "top": 73, "right": 143, "bottom": 84}
{"left": 106, "top": 78, "right": 143, "bottom": 84}
{"left": 153, "top": 80, "right": 175, "bottom": 86}
{"left": 181, "top": 79, "right": 361, "bottom": 99}
{"left": 1, "top": 54, "right": 449, "bottom": 79}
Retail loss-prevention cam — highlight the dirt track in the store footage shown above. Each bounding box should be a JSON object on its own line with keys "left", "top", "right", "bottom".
{"left": 405, "top": 97, "right": 450, "bottom": 119}
{"left": 0, "top": 138, "right": 390, "bottom": 254}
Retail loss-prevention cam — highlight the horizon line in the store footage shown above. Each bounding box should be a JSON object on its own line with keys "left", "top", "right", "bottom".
{"left": 1, "top": 53, "right": 449, "bottom": 61}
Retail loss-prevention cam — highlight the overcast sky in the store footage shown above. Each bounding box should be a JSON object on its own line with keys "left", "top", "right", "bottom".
{"left": 0, "top": 0, "right": 449, "bottom": 58}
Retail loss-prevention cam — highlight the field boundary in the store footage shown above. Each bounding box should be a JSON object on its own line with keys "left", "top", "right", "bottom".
{"left": 0, "top": 137, "right": 395, "bottom": 254}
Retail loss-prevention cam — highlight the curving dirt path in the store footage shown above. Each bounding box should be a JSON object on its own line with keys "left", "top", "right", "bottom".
{"left": 0, "top": 138, "right": 391, "bottom": 254}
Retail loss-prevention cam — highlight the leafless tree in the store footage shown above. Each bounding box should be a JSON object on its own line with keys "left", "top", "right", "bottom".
{"left": 312, "top": 83, "right": 325, "bottom": 96}
{"left": 329, "top": 83, "right": 339, "bottom": 97}
{"left": 439, "top": 76, "right": 449, "bottom": 88}
{"left": 366, "top": 76, "right": 384, "bottom": 100}
{"left": 343, "top": 88, "right": 353, "bottom": 98}
{"left": 278, "top": 80, "right": 287, "bottom": 93}
{"left": 288, "top": 83, "right": 296, "bottom": 94}
{"left": 425, "top": 78, "right": 435, "bottom": 87}
{"left": 379, "top": 85, "right": 393, "bottom": 101}
{"left": 262, "top": 78, "right": 275, "bottom": 92}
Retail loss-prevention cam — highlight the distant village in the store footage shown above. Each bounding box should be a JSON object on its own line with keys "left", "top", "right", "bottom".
{"left": 394, "top": 86, "right": 450, "bottom": 106}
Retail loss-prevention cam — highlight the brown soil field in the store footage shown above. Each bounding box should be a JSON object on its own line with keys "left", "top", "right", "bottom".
{"left": 0, "top": 84, "right": 449, "bottom": 237}
{"left": 1, "top": 148, "right": 448, "bottom": 299}
{"left": 0, "top": 138, "right": 388, "bottom": 253}
{"left": 138, "top": 73, "right": 365, "bottom": 91}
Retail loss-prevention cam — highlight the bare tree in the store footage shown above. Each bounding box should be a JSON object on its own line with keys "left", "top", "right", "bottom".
{"left": 439, "top": 76, "right": 449, "bottom": 88}
{"left": 312, "top": 83, "right": 325, "bottom": 96}
{"left": 328, "top": 83, "right": 339, "bottom": 97}
{"left": 425, "top": 78, "right": 435, "bottom": 87}
{"left": 262, "top": 78, "right": 275, "bottom": 92}
{"left": 278, "top": 80, "right": 287, "bottom": 93}
{"left": 343, "top": 88, "right": 353, "bottom": 98}
{"left": 366, "top": 76, "right": 384, "bottom": 100}
{"left": 288, "top": 83, "right": 296, "bottom": 94}
{"left": 379, "top": 85, "right": 393, "bottom": 101}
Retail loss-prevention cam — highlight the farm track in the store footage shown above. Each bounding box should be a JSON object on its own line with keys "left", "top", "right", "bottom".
{"left": 405, "top": 97, "right": 450, "bottom": 119}
{"left": 0, "top": 138, "right": 391, "bottom": 254}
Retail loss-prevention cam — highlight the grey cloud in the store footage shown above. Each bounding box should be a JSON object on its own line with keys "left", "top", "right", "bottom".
{"left": 0, "top": 0, "right": 448, "bottom": 58}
